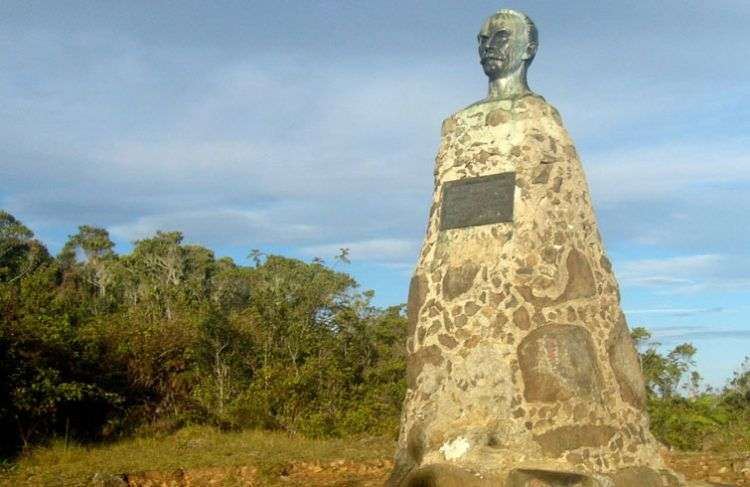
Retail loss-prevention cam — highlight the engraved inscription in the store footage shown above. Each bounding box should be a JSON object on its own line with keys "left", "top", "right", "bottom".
{"left": 440, "top": 172, "right": 515, "bottom": 230}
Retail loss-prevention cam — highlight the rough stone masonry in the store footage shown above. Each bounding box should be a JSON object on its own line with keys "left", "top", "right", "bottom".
{"left": 388, "top": 9, "right": 720, "bottom": 487}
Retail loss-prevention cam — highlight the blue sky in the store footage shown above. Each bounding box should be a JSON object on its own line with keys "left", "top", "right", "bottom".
{"left": 2, "top": 0, "right": 749, "bottom": 387}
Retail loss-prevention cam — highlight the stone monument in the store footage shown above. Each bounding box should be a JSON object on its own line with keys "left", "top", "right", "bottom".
{"left": 388, "top": 9, "right": 695, "bottom": 487}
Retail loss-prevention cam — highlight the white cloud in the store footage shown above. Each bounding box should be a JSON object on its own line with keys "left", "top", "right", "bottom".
{"left": 655, "top": 327, "right": 750, "bottom": 343}
{"left": 587, "top": 142, "right": 750, "bottom": 205}
{"left": 625, "top": 307, "right": 723, "bottom": 317}
{"left": 109, "top": 208, "right": 319, "bottom": 246}
{"left": 620, "top": 254, "right": 722, "bottom": 276}
{"left": 2, "top": 0, "right": 750, "bottom": 273}
{"left": 618, "top": 254, "right": 750, "bottom": 294}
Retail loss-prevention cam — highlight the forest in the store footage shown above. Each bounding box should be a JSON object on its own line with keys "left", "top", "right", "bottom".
{"left": 1, "top": 209, "right": 749, "bottom": 459}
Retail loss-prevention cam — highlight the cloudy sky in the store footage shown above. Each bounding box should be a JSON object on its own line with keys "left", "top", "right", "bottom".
{"left": 2, "top": 0, "right": 749, "bottom": 386}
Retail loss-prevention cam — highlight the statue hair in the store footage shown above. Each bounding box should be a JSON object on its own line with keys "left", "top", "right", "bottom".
{"left": 494, "top": 9, "right": 538, "bottom": 62}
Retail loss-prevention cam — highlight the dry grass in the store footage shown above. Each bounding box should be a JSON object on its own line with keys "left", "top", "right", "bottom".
{"left": 0, "top": 426, "right": 394, "bottom": 486}
{"left": 3, "top": 429, "right": 750, "bottom": 487}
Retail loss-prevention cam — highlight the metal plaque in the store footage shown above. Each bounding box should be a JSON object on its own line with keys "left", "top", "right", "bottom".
{"left": 439, "top": 172, "right": 515, "bottom": 230}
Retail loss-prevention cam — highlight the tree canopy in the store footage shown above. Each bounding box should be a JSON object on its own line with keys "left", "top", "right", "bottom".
{"left": 0, "top": 212, "right": 407, "bottom": 456}
{"left": 1, "top": 211, "right": 749, "bottom": 457}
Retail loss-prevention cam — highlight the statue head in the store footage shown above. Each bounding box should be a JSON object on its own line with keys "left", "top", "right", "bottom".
{"left": 478, "top": 9, "right": 538, "bottom": 82}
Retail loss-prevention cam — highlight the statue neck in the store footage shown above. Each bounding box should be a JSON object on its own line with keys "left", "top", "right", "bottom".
{"left": 486, "top": 64, "right": 532, "bottom": 100}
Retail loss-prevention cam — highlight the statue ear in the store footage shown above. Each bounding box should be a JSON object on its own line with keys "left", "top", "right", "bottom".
{"left": 523, "top": 42, "right": 538, "bottom": 60}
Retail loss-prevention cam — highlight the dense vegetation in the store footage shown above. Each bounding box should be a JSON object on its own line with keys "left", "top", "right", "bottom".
{"left": 632, "top": 327, "right": 750, "bottom": 451}
{"left": 0, "top": 211, "right": 406, "bottom": 457}
{"left": 1, "top": 209, "right": 749, "bottom": 458}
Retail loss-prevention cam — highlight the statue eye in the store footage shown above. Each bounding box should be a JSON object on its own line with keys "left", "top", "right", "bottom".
{"left": 491, "top": 30, "right": 510, "bottom": 41}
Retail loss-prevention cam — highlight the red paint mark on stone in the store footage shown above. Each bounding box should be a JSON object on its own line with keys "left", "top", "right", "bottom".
{"left": 544, "top": 337, "right": 559, "bottom": 367}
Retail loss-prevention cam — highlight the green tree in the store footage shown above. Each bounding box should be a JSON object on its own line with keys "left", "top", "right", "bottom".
{"left": 1, "top": 211, "right": 415, "bottom": 455}
{"left": 1, "top": 214, "right": 121, "bottom": 452}
{"left": 0, "top": 211, "right": 47, "bottom": 284}
{"left": 58, "top": 226, "right": 119, "bottom": 316}
{"left": 723, "top": 356, "right": 750, "bottom": 410}
{"left": 123, "top": 231, "right": 190, "bottom": 322}
{"left": 631, "top": 326, "right": 699, "bottom": 398}
{"left": 630, "top": 326, "right": 750, "bottom": 451}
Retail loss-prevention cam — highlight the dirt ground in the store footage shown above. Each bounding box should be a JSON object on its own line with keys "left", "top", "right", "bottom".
{"left": 122, "top": 459, "right": 392, "bottom": 486}
{"left": 117, "top": 451, "right": 750, "bottom": 487}
{"left": 662, "top": 450, "right": 750, "bottom": 486}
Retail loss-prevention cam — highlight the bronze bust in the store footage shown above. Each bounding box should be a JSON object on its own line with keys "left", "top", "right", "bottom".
{"left": 477, "top": 9, "right": 538, "bottom": 101}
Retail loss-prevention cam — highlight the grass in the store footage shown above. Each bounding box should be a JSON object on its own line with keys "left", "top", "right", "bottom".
{"left": 0, "top": 426, "right": 395, "bottom": 486}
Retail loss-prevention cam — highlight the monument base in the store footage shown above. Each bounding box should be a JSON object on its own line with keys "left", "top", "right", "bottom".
{"left": 390, "top": 93, "right": 687, "bottom": 486}
{"left": 391, "top": 9, "right": 701, "bottom": 487}
{"left": 397, "top": 463, "right": 686, "bottom": 487}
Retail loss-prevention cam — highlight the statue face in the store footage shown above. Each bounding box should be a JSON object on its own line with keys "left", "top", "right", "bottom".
{"left": 478, "top": 14, "right": 532, "bottom": 80}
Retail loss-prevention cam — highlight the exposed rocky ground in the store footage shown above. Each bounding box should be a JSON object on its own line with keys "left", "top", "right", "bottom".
{"left": 89, "top": 451, "right": 750, "bottom": 487}
{"left": 663, "top": 450, "right": 750, "bottom": 487}
{"left": 94, "top": 459, "right": 393, "bottom": 486}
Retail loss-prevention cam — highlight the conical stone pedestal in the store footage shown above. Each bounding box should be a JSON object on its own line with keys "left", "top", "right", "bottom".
{"left": 388, "top": 95, "right": 687, "bottom": 487}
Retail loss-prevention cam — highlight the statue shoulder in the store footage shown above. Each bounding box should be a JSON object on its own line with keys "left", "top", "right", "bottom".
{"left": 519, "top": 95, "right": 565, "bottom": 126}
{"left": 440, "top": 94, "right": 565, "bottom": 136}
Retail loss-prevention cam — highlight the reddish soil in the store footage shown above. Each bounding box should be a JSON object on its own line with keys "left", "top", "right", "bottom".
{"left": 663, "top": 450, "right": 750, "bottom": 486}
{"left": 120, "top": 452, "right": 750, "bottom": 486}
{"left": 123, "top": 459, "right": 393, "bottom": 486}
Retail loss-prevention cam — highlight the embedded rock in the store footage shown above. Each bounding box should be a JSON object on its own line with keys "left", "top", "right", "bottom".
{"left": 518, "top": 324, "right": 603, "bottom": 403}
{"left": 407, "top": 274, "right": 429, "bottom": 335}
{"left": 608, "top": 313, "right": 648, "bottom": 410}
{"left": 442, "top": 264, "right": 480, "bottom": 301}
